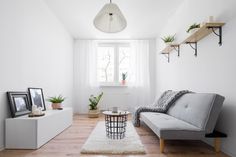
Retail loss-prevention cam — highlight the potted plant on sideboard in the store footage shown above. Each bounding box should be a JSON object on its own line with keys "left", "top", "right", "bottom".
{"left": 88, "top": 92, "right": 103, "bottom": 118}
{"left": 47, "top": 95, "right": 65, "bottom": 109}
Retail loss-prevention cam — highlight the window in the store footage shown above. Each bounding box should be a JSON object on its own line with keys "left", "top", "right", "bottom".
{"left": 97, "top": 43, "right": 131, "bottom": 84}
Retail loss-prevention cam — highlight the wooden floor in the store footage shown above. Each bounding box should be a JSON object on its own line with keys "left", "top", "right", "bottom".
{"left": 0, "top": 114, "right": 229, "bottom": 157}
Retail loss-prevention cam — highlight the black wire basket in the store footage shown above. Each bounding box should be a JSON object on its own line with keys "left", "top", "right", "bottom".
{"left": 104, "top": 112, "right": 128, "bottom": 139}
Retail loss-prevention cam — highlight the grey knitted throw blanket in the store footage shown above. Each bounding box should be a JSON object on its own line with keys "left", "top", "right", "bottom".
{"left": 132, "top": 90, "right": 190, "bottom": 127}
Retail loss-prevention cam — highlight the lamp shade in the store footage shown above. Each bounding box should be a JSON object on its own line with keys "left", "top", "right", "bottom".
{"left": 94, "top": 3, "right": 127, "bottom": 33}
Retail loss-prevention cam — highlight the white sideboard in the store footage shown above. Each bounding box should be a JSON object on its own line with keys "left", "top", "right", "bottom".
{"left": 5, "top": 107, "right": 73, "bottom": 149}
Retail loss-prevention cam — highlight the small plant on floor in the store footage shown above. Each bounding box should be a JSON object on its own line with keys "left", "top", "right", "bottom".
{"left": 89, "top": 92, "right": 103, "bottom": 110}
{"left": 186, "top": 23, "right": 200, "bottom": 33}
{"left": 47, "top": 95, "right": 65, "bottom": 109}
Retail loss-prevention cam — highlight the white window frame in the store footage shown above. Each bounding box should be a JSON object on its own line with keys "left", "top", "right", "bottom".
{"left": 97, "top": 42, "right": 130, "bottom": 86}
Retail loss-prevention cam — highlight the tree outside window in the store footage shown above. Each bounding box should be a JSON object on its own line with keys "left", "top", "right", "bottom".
{"left": 97, "top": 43, "right": 131, "bottom": 84}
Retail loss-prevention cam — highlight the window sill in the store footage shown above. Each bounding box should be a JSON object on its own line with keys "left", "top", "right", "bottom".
{"left": 99, "top": 83, "right": 128, "bottom": 88}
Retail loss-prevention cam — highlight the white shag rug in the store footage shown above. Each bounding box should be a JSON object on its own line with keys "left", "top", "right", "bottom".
{"left": 80, "top": 121, "right": 146, "bottom": 155}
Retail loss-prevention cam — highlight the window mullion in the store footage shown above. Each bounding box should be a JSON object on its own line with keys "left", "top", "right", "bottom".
{"left": 114, "top": 45, "right": 119, "bottom": 83}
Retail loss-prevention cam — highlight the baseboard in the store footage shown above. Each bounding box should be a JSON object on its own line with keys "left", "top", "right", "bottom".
{"left": 202, "top": 139, "right": 235, "bottom": 157}
{"left": 0, "top": 147, "right": 4, "bottom": 151}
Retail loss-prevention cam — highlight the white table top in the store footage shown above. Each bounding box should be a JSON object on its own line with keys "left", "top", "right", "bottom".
{"left": 102, "top": 110, "right": 130, "bottom": 116}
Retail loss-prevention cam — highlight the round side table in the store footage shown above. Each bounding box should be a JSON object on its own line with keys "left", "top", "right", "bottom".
{"left": 103, "top": 111, "right": 129, "bottom": 139}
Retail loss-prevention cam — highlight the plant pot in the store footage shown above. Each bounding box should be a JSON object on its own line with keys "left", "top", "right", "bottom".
{"left": 51, "top": 103, "right": 62, "bottom": 109}
{"left": 88, "top": 109, "right": 99, "bottom": 118}
{"left": 122, "top": 80, "right": 126, "bottom": 85}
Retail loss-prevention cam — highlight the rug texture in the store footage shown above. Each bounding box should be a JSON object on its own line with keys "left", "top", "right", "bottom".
{"left": 80, "top": 121, "right": 146, "bottom": 154}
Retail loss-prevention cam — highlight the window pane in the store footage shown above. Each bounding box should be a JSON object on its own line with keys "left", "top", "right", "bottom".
{"left": 119, "top": 47, "right": 131, "bottom": 81}
{"left": 97, "top": 47, "right": 115, "bottom": 82}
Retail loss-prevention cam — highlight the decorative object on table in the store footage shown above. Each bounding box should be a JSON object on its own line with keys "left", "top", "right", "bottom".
{"left": 93, "top": 0, "right": 127, "bottom": 33}
{"left": 186, "top": 23, "right": 200, "bottom": 34}
{"left": 112, "top": 106, "right": 118, "bottom": 113}
{"left": 161, "top": 35, "right": 175, "bottom": 46}
{"left": 103, "top": 110, "right": 129, "bottom": 139}
{"left": 88, "top": 92, "right": 103, "bottom": 118}
{"left": 121, "top": 72, "right": 127, "bottom": 85}
{"left": 29, "top": 104, "right": 44, "bottom": 117}
{"left": 28, "top": 88, "right": 46, "bottom": 111}
{"left": 47, "top": 95, "right": 65, "bottom": 110}
{"left": 80, "top": 121, "right": 145, "bottom": 155}
{"left": 7, "top": 91, "right": 31, "bottom": 118}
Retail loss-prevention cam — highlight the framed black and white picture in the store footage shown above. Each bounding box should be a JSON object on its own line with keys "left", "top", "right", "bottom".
{"left": 7, "top": 92, "right": 31, "bottom": 118}
{"left": 28, "top": 88, "right": 46, "bottom": 111}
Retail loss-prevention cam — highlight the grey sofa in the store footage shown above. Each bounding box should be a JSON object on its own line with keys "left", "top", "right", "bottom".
{"left": 140, "top": 93, "right": 225, "bottom": 153}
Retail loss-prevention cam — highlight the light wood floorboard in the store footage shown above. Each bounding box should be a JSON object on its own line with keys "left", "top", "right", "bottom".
{"left": 0, "top": 114, "right": 229, "bottom": 157}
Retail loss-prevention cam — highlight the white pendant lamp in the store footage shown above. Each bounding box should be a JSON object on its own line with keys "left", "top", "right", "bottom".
{"left": 93, "top": 0, "right": 127, "bottom": 33}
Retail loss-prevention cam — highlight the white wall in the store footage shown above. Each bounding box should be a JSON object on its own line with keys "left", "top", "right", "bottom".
{"left": 156, "top": 0, "right": 236, "bottom": 156}
{"left": 0, "top": 0, "right": 74, "bottom": 150}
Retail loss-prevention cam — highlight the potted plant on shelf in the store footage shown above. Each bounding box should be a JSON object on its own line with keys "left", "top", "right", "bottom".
{"left": 47, "top": 95, "right": 65, "bottom": 109}
{"left": 186, "top": 23, "right": 200, "bottom": 34}
{"left": 88, "top": 92, "right": 103, "bottom": 118}
{"left": 122, "top": 72, "right": 127, "bottom": 85}
{"left": 161, "top": 35, "right": 175, "bottom": 46}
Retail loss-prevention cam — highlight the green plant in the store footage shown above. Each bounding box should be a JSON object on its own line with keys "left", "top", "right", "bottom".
{"left": 122, "top": 72, "right": 127, "bottom": 80}
{"left": 47, "top": 95, "right": 65, "bottom": 103}
{"left": 161, "top": 35, "right": 175, "bottom": 43}
{"left": 186, "top": 23, "right": 200, "bottom": 33}
{"left": 89, "top": 92, "right": 103, "bottom": 110}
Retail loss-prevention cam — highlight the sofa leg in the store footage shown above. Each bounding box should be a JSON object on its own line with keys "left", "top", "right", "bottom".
{"left": 214, "top": 138, "right": 221, "bottom": 153}
{"left": 160, "top": 138, "right": 165, "bottom": 153}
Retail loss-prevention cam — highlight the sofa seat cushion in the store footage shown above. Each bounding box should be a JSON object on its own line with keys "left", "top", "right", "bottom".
{"left": 140, "top": 112, "right": 205, "bottom": 140}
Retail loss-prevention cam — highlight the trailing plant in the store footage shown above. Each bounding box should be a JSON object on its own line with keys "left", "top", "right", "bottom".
{"left": 161, "top": 35, "right": 175, "bottom": 43}
{"left": 122, "top": 72, "right": 127, "bottom": 80}
{"left": 47, "top": 95, "right": 65, "bottom": 103}
{"left": 89, "top": 92, "right": 103, "bottom": 110}
{"left": 186, "top": 23, "right": 200, "bottom": 33}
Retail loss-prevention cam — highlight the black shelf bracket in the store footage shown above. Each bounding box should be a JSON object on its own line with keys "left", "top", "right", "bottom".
{"left": 207, "top": 26, "right": 223, "bottom": 46}
{"left": 171, "top": 45, "right": 180, "bottom": 57}
{"left": 161, "top": 53, "right": 170, "bottom": 63}
{"left": 186, "top": 42, "right": 197, "bottom": 57}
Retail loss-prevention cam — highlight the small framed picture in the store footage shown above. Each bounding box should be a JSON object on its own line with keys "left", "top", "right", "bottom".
{"left": 28, "top": 88, "right": 46, "bottom": 111}
{"left": 7, "top": 92, "right": 31, "bottom": 118}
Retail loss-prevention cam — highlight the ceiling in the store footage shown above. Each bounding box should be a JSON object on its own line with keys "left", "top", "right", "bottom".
{"left": 44, "top": 0, "right": 184, "bottom": 39}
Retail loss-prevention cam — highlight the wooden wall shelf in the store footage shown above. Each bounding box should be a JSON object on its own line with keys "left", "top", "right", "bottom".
{"left": 161, "top": 22, "right": 225, "bottom": 62}
{"left": 183, "top": 22, "right": 225, "bottom": 44}
{"left": 161, "top": 44, "right": 180, "bottom": 63}
{"left": 183, "top": 22, "right": 225, "bottom": 56}
{"left": 161, "top": 44, "right": 180, "bottom": 54}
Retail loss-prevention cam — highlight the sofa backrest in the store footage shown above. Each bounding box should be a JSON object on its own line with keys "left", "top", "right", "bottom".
{"left": 167, "top": 93, "right": 225, "bottom": 133}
